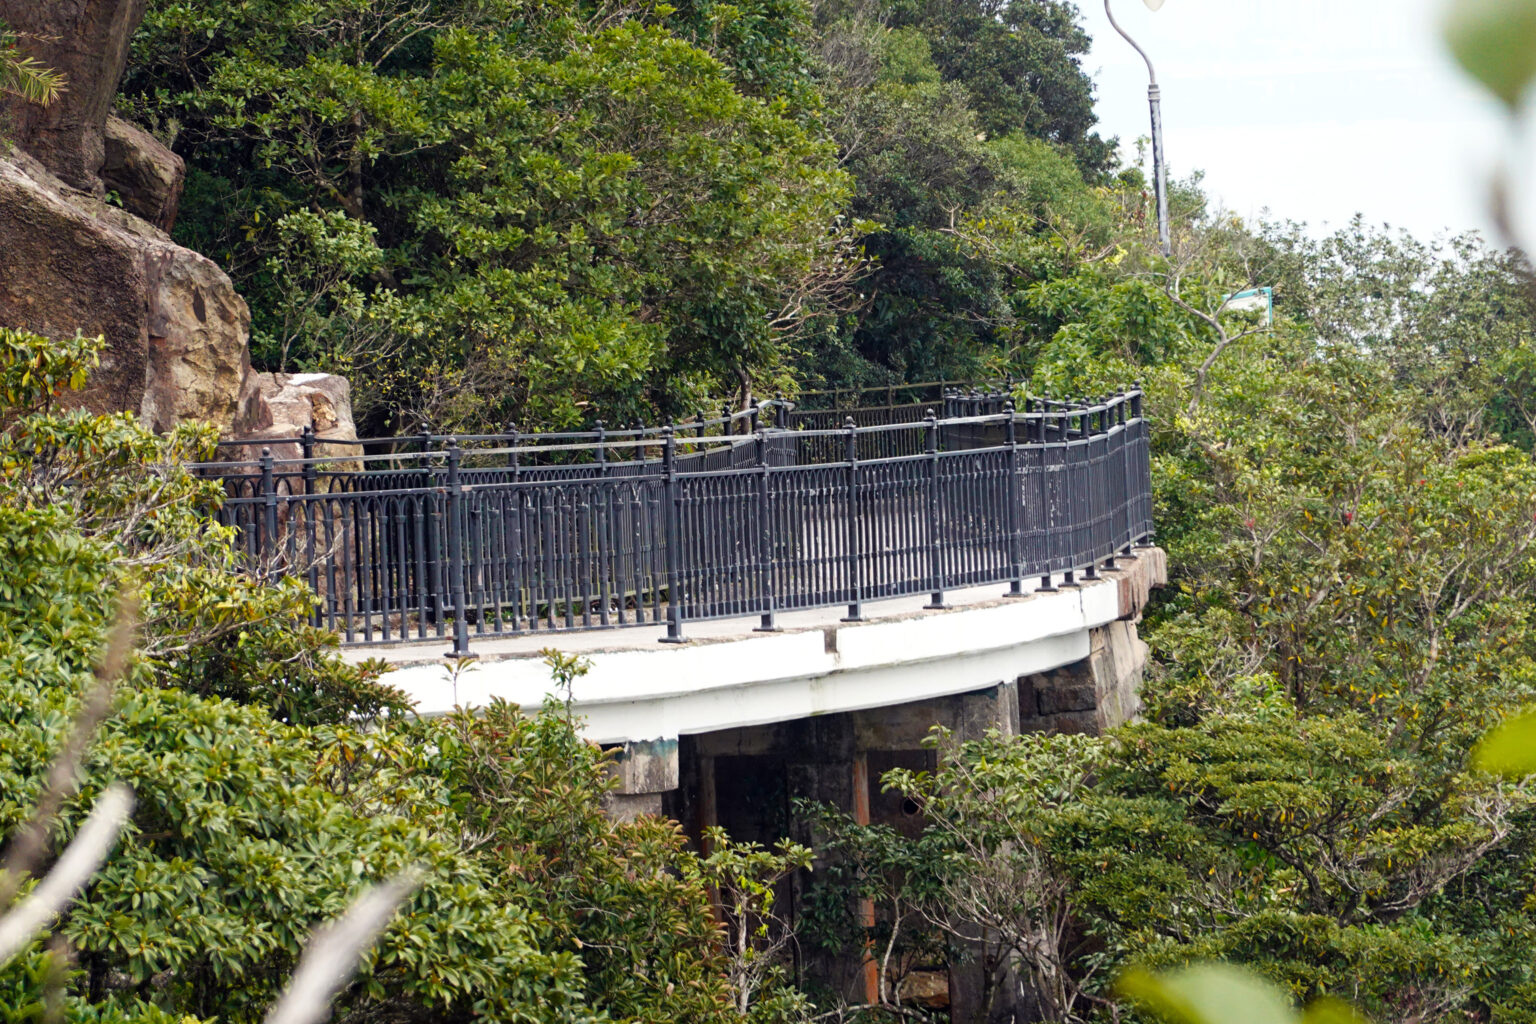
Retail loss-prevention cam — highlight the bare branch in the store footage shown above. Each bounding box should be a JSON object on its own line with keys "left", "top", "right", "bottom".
{"left": 0, "top": 597, "right": 136, "bottom": 908}
{"left": 0, "top": 785, "right": 135, "bottom": 967}
{"left": 264, "top": 869, "right": 425, "bottom": 1024}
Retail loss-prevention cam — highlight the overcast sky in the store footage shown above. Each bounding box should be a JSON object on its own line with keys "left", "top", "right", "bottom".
{"left": 1079, "top": 0, "right": 1518, "bottom": 242}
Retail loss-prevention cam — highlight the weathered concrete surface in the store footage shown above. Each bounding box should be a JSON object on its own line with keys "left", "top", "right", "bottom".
{"left": 0, "top": 149, "right": 251, "bottom": 430}
{"left": 366, "top": 553, "right": 1172, "bottom": 742}
{"left": 601, "top": 737, "right": 681, "bottom": 821}
{"left": 0, "top": 0, "right": 149, "bottom": 192}
{"left": 1019, "top": 618, "right": 1148, "bottom": 735}
{"left": 1115, "top": 545, "right": 1167, "bottom": 620}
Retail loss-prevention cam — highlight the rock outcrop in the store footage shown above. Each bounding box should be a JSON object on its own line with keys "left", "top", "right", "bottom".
{"left": 0, "top": 0, "right": 359, "bottom": 446}
{"left": 232, "top": 372, "right": 360, "bottom": 465}
{"left": 0, "top": 147, "right": 250, "bottom": 430}
{"left": 0, "top": 0, "right": 149, "bottom": 193}
{"left": 102, "top": 115, "right": 184, "bottom": 230}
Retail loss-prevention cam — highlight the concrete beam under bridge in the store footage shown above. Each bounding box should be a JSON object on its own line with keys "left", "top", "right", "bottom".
{"left": 366, "top": 549, "right": 1166, "bottom": 799}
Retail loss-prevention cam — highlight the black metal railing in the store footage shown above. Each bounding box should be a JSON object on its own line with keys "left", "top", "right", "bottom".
{"left": 195, "top": 388, "right": 1153, "bottom": 655}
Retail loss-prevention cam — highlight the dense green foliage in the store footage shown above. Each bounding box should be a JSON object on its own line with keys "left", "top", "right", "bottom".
{"left": 796, "top": 208, "right": 1536, "bottom": 1020}
{"left": 7, "top": 1, "right": 1536, "bottom": 1022}
{"left": 119, "top": 0, "right": 1118, "bottom": 428}
{"left": 0, "top": 330, "right": 802, "bottom": 1024}
{"left": 123, "top": 0, "right": 861, "bottom": 429}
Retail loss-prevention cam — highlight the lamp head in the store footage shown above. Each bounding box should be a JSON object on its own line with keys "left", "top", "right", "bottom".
{"left": 1143, "top": 0, "right": 1164, "bottom": 8}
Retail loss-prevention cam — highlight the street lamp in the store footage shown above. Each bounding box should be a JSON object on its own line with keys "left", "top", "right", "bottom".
{"left": 1105, "top": 0, "right": 1171, "bottom": 257}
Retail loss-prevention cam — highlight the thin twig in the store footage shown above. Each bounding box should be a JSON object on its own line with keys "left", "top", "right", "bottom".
{"left": 0, "top": 596, "right": 137, "bottom": 908}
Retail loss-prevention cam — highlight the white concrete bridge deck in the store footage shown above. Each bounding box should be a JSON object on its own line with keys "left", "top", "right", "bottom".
{"left": 356, "top": 549, "right": 1166, "bottom": 746}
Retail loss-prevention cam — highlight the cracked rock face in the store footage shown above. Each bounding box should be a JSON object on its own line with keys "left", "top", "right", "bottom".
{"left": 0, "top": 0, "right": 358, "bottom": 446}
{"left": 102, "top": 116, "right": 184, "bottom": 230}
{"left": 0, "top": 148, "right": 250, "bottom": 432}
{"left": 0, "top": 0, "right": 149, "bottom": 194}
{"left": 232, "top": 372, "right": 360, "bottom": 466}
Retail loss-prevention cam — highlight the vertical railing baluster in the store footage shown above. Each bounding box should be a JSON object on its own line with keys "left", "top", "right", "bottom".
{"left": 444, "top": 437, "right": 473, "bottom": 659}
{"left": 301, "top": 427, "right": 320, "bottom": 624}
{"left": 578, "top": 489, "right": 593, "bottom": 627}
{"left": 1038, "top": 400, "right": 1057, "bottom": 593}
{"left": 1062, "top": 402, "right": 1081, "bottom": 587}
{"left": 842, "top": 417, "right": 863, "bottom": 622}
{"left": 755, "top": 428, "right": 779, "bottom": 631}
{"left": 661, "top": 425, "right": 687, "bottom": 643}
{"left": 418, "top": 424, "right": 439, "bottom": 627}
{"left": 1083, "top": 404, "right": 1101, "bottom": 582}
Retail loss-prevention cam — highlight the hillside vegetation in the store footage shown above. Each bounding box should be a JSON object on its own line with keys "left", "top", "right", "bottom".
{"left": 5, "top": 0, "right": 1536, "bottom": 1022}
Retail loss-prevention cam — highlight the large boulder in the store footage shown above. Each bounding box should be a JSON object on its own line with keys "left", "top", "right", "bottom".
{"left": 232, "top": 371, "right": 360, "bottom": 465}
{"left": 0, "top": 0, "right": 149, "bottom": 192}
{"left": 102, "top": 116, "right": 184, "bottom": 230}
{"left": 0, "top": 147, "right": 250, "bottom": 431}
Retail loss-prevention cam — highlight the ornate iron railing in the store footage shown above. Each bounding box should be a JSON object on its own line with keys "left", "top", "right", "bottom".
{"left": 195, "top": 388, "right": 1153, "bottom": 656}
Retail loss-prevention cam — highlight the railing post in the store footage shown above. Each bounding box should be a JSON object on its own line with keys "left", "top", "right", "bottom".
{"left": 1132, "top": 382, "right": 1154, "bottom": 548}
{"left": 1061, "top": 403, "right": 1081, "bottom": 588}
{"left": 443, "top": 437, "right": 474, "bottom": 659}
{"left": 924, "top": 410, "right": 947, "bottom": 609}
{"left": 1004, "top": 400, "right": 1025, "bottom": 597}
{"left": 1083, "top": 404, "right": 1102, "bottom": 582}
{"left": 660, "top": 425, "right": 688, "bottom": 643}
{"left": 595, "top": 420, "right": 607, "bottom": 476}
{"left": 775, "top": 395, "right": 788, "bottom": 430}
{"left": 1038, "top": 397, "right": 1057, "bottom": 593}
{"left": 842, "top": 416, "right": 864, "bottom": 622}
{"left": 506, "top": 422, "right": 520, "bottom": 476}
{"left": 259, "top": 446, "right": 278, "bottom": 575}
{"left": 300, "top": 426, "right": 320, "bottom": 623}
{"left": 754, "top": 428, "right": 779, "bottom": 632}
{"left": 1115, "top": 392, "right": 1137, "bottom": 558}
{"left": 1112, "top": 396, "right": 1136, "bottom": 568}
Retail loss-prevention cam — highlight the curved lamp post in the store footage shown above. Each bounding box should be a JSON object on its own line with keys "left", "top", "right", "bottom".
{"left": 1105, "top": 0, "right": 1171, "bottom": 256}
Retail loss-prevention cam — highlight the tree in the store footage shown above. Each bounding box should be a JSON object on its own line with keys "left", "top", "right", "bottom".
{"left": 125, "top": 0, "right": 860, "bottom": 431}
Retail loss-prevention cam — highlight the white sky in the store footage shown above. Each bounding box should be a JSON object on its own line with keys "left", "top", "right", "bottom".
{"left": 1080, "top": 0, "right": 1518, "bottom": 241}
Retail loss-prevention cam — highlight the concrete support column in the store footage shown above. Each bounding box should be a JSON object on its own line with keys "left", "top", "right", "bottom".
{"left": 603, "top": 736, "right": 679, "bottom": 822}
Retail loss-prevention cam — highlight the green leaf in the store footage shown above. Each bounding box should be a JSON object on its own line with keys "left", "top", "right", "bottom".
{"left": 1473, "top": 704, "right": 1536, "bottom": 778}
{"left": 1116, "top": 964, "right": 1298, "bottom": 1024}
{"left": 1443, "top": 0, "right": 1536, "bottom": 109}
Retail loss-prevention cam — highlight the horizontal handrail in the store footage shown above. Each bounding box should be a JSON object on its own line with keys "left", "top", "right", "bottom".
{"left": 199, "top": 388, "right": 1151, "bottom": 654}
